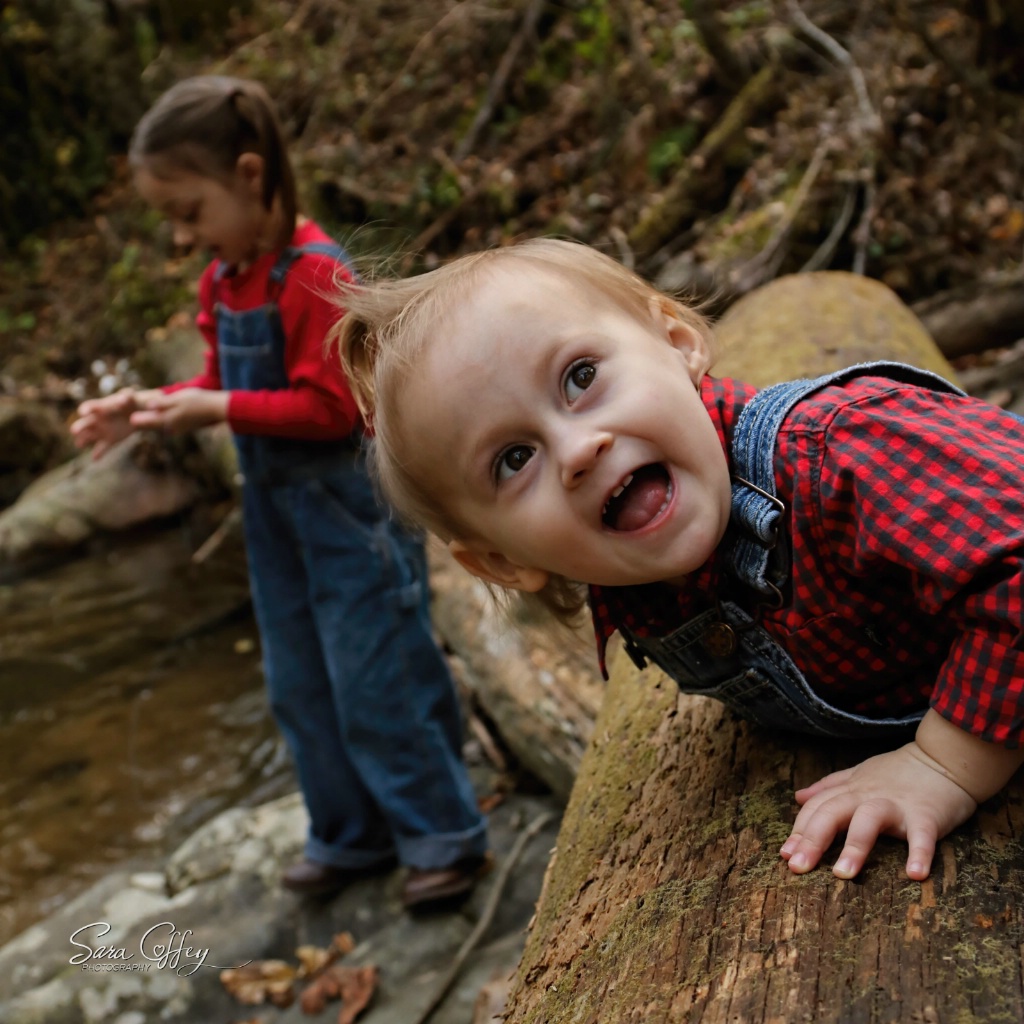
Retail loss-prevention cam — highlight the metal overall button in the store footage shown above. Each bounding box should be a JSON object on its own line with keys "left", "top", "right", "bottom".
{"left": 701, "top": 620, "right": 737, "bottom": 657}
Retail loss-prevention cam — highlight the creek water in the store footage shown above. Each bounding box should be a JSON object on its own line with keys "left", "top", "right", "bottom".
{"left": 0, "top": 524, "right": 295, "bottom": 947}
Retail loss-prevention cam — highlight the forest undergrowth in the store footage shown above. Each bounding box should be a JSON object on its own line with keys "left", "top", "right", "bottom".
{"left": 1, "top": 0, "right": 1022, "bottom": 409}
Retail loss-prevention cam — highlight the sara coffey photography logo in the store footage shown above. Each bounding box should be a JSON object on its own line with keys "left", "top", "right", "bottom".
{"left": 69, "top": 921, "right": 250, "bottom": 977}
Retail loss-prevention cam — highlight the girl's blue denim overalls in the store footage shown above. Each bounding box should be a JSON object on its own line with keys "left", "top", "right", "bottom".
{"left": 216, "top": 243, "right": 486, "bottom": 870}
{"left": 619, "top": 361, "right": 966, "bottom": 740}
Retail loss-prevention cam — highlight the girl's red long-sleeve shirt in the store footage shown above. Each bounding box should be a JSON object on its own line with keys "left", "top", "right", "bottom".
{"left": 166, "top": 220, "right": 361, "bottom": 439}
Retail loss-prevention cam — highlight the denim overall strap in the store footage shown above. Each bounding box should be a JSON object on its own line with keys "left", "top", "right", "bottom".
{"left": 215, "top": 242, "right": 359, "bottom": 484}
{"left": 729, "top": 360, "right": 965, "bottom": 598}
{"left": 266, "top": 241, "right": 356, "bottom": 295}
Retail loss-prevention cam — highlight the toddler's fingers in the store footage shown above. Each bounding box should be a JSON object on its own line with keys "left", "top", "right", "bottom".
{"left": 69, "top": 418, "right": 94, "bottom": 443}
{"left": 829, "top": 800, "right": 896, "bottom": 879}
{"left": 904, "top": 821, "right": 938, "bottom": 881}
{"left": 794, "top": 766, "right": 855, "bottom": 804}
{"left": 781, "top": 795, "right": 857, "bottom": 874}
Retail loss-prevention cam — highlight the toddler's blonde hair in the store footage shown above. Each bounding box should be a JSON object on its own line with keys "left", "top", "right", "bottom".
{"left": 334, "top": 238, "right": 714, "bottom": 620}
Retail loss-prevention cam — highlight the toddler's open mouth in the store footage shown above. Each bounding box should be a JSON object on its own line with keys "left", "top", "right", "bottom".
{"left": 602, "top": 464, "right": 673, "bottom": 531}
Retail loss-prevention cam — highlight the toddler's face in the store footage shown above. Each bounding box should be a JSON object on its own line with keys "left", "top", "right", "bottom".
{"left": 395, "top": 264, "right": 732, "bottom": 591}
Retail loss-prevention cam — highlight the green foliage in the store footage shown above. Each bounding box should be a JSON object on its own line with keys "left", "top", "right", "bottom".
{"left": 0, "top": 0, "right": 254, "bottom": 252}
{"left": 723, "top": 1, "right": 772, "bottom": 30}
{"left": 0, "top": 309, "right": 37, "bottom": 334}
{"left": 0, "top": 0, "right": 149, "bottom": 249}
{"left": 105, "top": 242, "right": 193, "bottom": 337}
{"left": 574, "top": 1, "right": 615, "bottom": 68}
{"left": 647, "top": 124, "right": 701, "bottom": 181}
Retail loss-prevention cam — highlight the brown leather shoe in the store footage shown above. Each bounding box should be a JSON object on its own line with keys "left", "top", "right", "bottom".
{"left": 401, "top": 855, "right": 490, "bottom": 910}
{"left": 281, "top": 858, "right": 390, "bottom": 896}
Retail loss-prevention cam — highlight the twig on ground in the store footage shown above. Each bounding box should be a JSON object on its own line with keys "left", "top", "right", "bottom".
{"left": 800, "top": 181, "right": 857, "bottom": 273}
{"left": 412, "top": 810, "right": 558, "bottom": 1024}
{"left": 733, "top": 135, "right": 832, "bottom": 291}
{"left": 358, "top": 0, "right": 488, "bottom": 131}
{"left": 469, "top": 712, "right": 509, "bottom": 773}
{"left": 786, "top": 1, "right": 880, "bottom": 136}
{"left": 851, "top": 174, "right": 876, "bottom": 276}
{"left": 191, "top": 506, "right": 242, "bottom": 565}
{"left": 454, "top": 0, "right": 545, "bottom": 162}
{"left": 786, "top": 0, "right": 882, "bottom": 275}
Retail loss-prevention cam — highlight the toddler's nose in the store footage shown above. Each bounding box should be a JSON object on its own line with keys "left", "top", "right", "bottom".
{"left": 560, "top": 429, "right": 613, "bottom": 489}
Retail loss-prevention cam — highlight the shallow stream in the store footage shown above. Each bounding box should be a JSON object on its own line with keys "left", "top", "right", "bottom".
{"left": 0, "top": 525, "right": 294, "bottom": 947}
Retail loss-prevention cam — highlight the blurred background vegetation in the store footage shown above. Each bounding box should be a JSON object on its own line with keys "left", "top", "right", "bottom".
{"left": 1, "top": 0, "right": 1022, "bottom": 399}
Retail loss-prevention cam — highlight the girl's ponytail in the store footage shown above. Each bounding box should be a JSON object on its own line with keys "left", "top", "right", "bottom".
{"left": 130, "top": 75, "right": 297, "bottom": 244}
{"left": 228, "top": 81, "right": 297, "bottom": 235}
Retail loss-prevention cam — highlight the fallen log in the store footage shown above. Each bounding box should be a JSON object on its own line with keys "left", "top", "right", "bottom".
{"left": 504, "top": 273, "right": 1024, "bottom": 1023}
{"left": 429, "top": 541, "right": 602, "bottom": 801}
{"left": 912, "top": 271, "right": 1024, "bottom": 361}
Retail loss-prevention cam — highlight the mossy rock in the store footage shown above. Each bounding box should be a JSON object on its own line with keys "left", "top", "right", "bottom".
{"left": 713, "top": 271, "right": 960, "bottom": 388}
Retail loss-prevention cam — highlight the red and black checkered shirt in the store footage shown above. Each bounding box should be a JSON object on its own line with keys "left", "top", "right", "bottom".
{"left": 589, "top": 374, "right": 1024, "bottom": 746}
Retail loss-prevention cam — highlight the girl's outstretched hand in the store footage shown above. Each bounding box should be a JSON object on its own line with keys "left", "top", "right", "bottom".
{"left": 129, "top": 388, "right": 229, "bottom": 433}
{"left": 779, "top": 741, "right": 978, "bottom": 881}
{"left": 71, "top": 387, "right": 156, "bottom": 459}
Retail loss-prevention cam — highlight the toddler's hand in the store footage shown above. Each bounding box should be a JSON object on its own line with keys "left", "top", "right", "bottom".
{"left": 129, "top": 388, "right": 229, "bottom": 434}
{"left": 779, "top": 742, "right": 978, "bottom": 881}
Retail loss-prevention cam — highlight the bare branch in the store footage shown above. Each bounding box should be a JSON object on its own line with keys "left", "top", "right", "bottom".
{"left": 800, "top": 182, "right": 857, "bottom": 273}
{"left": 357, "top": 0, "right": 488, "bottom": 131}
{"left": 453, "top": 0, "right": 545, "bottom": 162}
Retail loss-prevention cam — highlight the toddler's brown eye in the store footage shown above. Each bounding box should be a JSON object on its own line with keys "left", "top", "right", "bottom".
{"left": 496, "top": 444, "right": 534, "bottom": 481}
{"left": 565, "top": 361, "right": 596, "bottom": 401}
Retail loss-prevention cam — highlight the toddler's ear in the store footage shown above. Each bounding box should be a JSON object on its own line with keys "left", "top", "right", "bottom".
{"left": 649, "top": 297, "right": 711, "bottom": 380}
{"left": 448, "top": 541, "right": 549, "bottom": 593}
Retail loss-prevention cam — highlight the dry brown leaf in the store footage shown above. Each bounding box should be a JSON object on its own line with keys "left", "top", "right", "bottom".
{"left": 478, "top": 791, "right": 506, "bottom": 814}
{"left": 296, "top": 944, "right": 336, "bottom": 979}
{"left": 472, "top": 967, "right": 512, "bottom": 1022}
{"left": 295, "top": 931, "right": 356, "bottom": 979}
{"left": 298, "top": 963, "right": 379, "bottom": 1022}
{"left": 299, "top": 968, "right": 342, "bottom": 1014}
{"left": 221, "top": 960, "right": 297, "bottom": 1006}
{"left": 336, "top": 965, "right": 379, "bottom": 1024}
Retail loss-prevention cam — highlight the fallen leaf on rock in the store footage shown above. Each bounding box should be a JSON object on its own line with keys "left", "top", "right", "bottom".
{"left": 221, "top": 960, "right": 297, "bottom": 1007}
{"left": 296, "top": 931, "right": 356, "bottom": 978}
{"left": 299, "top": 963, "right": 379, "bottom": 1022}
{"left": 296, "top": 944, "right": 335, "bottom": 979}
{"left": 477, "top": 791, "right": 505, "bottom": 813}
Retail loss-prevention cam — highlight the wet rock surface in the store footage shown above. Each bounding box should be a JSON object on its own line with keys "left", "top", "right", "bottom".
{"left": 0, "top": 786, "right": 561, "bottom": 1024}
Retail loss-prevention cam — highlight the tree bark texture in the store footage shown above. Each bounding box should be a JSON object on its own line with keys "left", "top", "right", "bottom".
{"left": 503, "top": 272, "right": 1024, "bottom": 1023}
{"left": 429, "top": 542, "right": 603, "bottom": 802}
{"left": 505, "top": 656, "right": 1024, "bottom": 1024}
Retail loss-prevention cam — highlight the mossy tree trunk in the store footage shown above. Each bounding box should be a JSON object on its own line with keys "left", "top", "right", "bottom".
{"left": 504, "top": 272, "right": 1024, "bottom": 1023}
